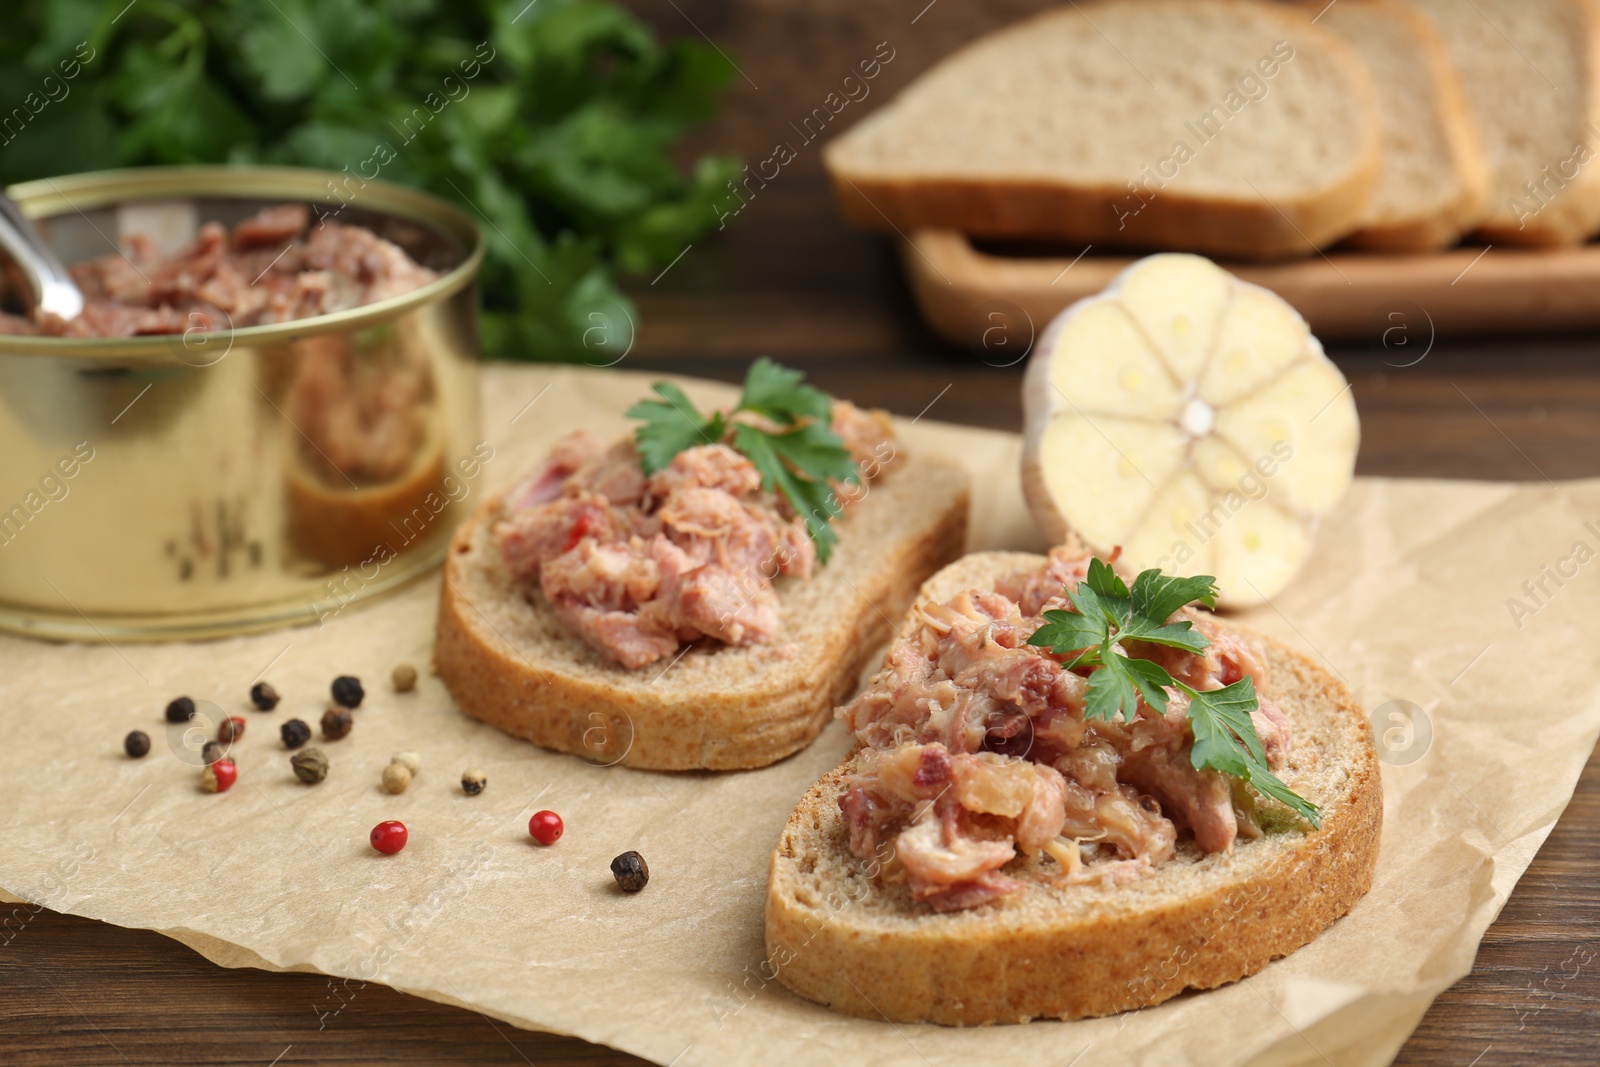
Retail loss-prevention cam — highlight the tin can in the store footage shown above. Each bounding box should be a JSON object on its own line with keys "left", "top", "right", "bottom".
{"left": 0, "top": 166, "right": 484, "bottom": 641}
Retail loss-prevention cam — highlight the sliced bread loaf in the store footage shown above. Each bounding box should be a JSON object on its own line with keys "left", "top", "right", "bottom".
{"left": 1404, "top": 0, "right": 1600, "bottom": 244}
{"left": 1316, "top": 0, "right": 1490, "bottom": 249}
{"left": 766, "top": 550, "right": 1382, "bottom": 1023}
{"left": 823, "top": 0, "right": 1381, "bottom": 260}
{"left": 433, "top": 451, "right": 970, "bottom": 771}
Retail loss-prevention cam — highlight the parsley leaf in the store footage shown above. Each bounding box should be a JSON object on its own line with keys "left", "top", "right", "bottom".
{"left": 625, "top": 383, "right": 723, "bottom": 475}
{"left": 1029, "top": 609, "right": 1103, "bottom": 664}
{"left": 734, "top": 424, "right": 843, "bottom": 563}
{"left": 737, "top": 357, "right": 831, "bottom": 425}
{"left": 628, "top": 359, "right": 862, "bottom": 564}
{"left": 1083, "top": 648, "right": 1140, "bottom": 723}
{"left": 1186, "top": 680, "right": 1321, "bottom": 827}
{"left": 1027, "top": 557, "right": 1320, "bottom": 827}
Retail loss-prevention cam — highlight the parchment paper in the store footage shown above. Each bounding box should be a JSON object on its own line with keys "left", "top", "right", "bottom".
{"left": 3, "top": 365, "right": 1597, "bottom": 1067}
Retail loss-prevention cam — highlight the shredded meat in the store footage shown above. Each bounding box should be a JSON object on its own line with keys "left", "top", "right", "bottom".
{"left": 494, "top": 401, "right": 896, "bottom": 668}
{"left": 837, "top": 544, "right": 1295, "bottom": 911}
{"left": 5, "top": 204, "right": 437, "bottom": 338}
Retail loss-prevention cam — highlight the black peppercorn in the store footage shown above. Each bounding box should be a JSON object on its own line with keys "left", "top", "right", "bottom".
{"left": 281, "top": 718, "right": 311, "bottom": 749}
{"left": 201, "top": 740, "right": 225, "bottom": 766}
{"left": 610, "top": 851, "right": 649, "bottom": 893}
{"left": 250, "top": 682, "right": 280, "bottom": 711}
{"left": 124, "top": 730, "right": 150, "bottom": 759}
{"left": 330, "top": 675, "right": 364, "bottom": 709}
{"left": 321, "top": 706, "right": 353, "bottom": 740}
{"left": 164, "top": 696, "right": 196, "bottom": 723}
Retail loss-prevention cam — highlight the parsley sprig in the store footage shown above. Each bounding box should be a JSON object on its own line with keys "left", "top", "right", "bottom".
{"left": 1027, "top": 559, "right": 1321, "bottom": 827}
{"left": 625, "top": 358, "right": 860, "bottom": 562}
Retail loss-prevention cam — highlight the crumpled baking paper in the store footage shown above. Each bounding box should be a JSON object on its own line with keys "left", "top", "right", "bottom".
{"left": 2, "top": 365, "right": 1596, "bottom": 1067}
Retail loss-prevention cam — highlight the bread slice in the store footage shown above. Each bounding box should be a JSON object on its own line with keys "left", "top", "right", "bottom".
{"left": 1315, "top": 0, "right": 1490, "bottom": 250}
{"left": 1403, "top": 0, "right": 1600, "bottom": 245}
{"left": 433, "top": 452, "right": 970, "bottom": 771}
{"left": 766, "top": 551, "right": 1382, "bottom": 1024}
{"left": 823, "top": 0, "right": 1381, "bottom": 260}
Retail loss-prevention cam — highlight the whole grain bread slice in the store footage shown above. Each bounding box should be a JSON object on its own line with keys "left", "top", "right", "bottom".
{"left": 766, "top": 551, "right": 1382, "bottom": 1024}
{"left": 1316, "top": 0, "right": 1490, "bottom": 250}
{"left": 1403, "top": 0, "right": 1600, "bottom": 245}
{"left": 823, "top": 0, "right": 1381, "bottom": 260}
{"left": 433, "top": 451, "right": 970, "bottom": 771}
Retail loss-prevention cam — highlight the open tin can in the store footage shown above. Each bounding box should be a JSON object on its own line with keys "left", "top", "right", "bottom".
{"left": 0, "top": 166, "right": 484, "bottom": 641}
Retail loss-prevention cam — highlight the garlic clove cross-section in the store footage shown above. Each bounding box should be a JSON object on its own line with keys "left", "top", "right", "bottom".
{"left": 1021, "top": 253, "right": 1359, "bottom": 608}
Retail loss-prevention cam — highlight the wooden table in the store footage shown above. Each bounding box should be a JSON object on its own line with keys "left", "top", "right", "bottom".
{"left": 8, "top": 1, "right": 1600, "bottom": 1062}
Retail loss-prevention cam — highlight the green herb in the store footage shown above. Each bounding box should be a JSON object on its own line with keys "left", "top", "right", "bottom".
{"left": 1028, "top": 559, "right": 1320, "bottom": 827}
{"left": 0, "top": 0, "right": 740, "bottom": 362}
{"left": 626, "top": 358, "right": 859, "bottom": 563}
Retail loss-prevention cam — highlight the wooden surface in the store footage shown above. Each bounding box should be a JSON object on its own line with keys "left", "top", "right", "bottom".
{"left": 8, "top": 1, "right": 1600, "bottom": 1063}
{"left": 902, "top": 229, "right": 1600, "bottom": 345}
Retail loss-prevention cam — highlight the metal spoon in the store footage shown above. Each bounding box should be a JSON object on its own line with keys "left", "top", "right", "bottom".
{"left": 0, "top": 189, "right": 83, "bottom": 320}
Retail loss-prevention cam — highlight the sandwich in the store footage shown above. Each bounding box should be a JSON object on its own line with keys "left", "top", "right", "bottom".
{"left": 434, "top": 360, "right": 971, "bottom": 770}
{"left": 767, "top": 546, "right": 1381, "bottom": 1023}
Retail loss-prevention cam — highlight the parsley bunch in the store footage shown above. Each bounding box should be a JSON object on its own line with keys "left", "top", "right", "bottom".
{"left": 1028, "top": 558, "right": 1320, "bottom": 827}
{"left": 0, "top": 0, "right": 739, "bottom": 362}
{"left": 626, "top": 359, "right": 860, "bottom": 563}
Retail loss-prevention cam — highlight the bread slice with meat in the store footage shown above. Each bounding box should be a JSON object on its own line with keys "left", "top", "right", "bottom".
{"left": 1314, "top": 0, "right": 1490, "bottom": 250}
{"left": 1403, "top": 0, "right": 1600, "bottom": 245}
{"left": 823, "top": 0, "right": 1381, "bottom": 259}
{"left": 433, "top": 451, "right": 969, "bottom": 771}
{"left": 766, "top": 551, "right": 1382, "bottom": 1024}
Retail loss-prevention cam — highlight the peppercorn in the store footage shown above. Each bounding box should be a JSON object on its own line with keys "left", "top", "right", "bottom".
{"left": 610, "top": 851, "right": 649, "bottom": 893}
{"left": 370, "top": 820, "right": 408, "bottom": 854}
{"left": 165, "top": 696, "right": 196, "bottom": 723}
{"left": 201, "top": 759, "right": 237, "bottom": 793}
{"left": 461, "top": 768, "right": 487, "bottom": 796}
{"left": 249, "top": 681, "right": 280, "bottom": 711}
{"left": 382, "top": 761, "right": 412, "bottom": 795}
{"left": 218, "top": 716, "right": 246, "bottom": 743}
{"left": 201, "top": 740, "right": 225, "bottom": 766}
{"left": 291, "top": 747, "right": 329, "bottom": 784}
{"left": 321, "top": 707, "right": 353, "bottom": 740}
{"left": 529, "top": 810, "right": 563, "bottom": 845}
{"left": 391, "top": 663, "right": 418, "bottom": 693}
{"left": 330, "top": 675, "right": 364, "bottom": 709}
{"left": 124, "top": 730, "right": 150, "bottom": 759}
{"left": 281, "top": 718, "right": 311, "bottom": 749}
{"left": 392, "top": 750, "right": 422, "bottom": 775}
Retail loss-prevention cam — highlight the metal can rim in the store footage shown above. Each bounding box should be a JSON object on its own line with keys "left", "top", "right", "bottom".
{"left": 0, "top": 164, "right": 486, "bottom": 364}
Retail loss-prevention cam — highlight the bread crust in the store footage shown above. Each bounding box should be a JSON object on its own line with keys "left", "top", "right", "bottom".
{"left": 824, "top": 1, "right": 1383, "bottom": 261}
{"left": 1328, "top": 0, "right": 1491, "bottom": 251}
{"left": 433, "top": 452, "right": 970, "bottom": 771}
{"left": 765, "top": 550, "right": 1382, "bottom": 1024}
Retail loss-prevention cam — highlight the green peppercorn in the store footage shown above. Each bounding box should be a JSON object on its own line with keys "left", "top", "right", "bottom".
{"left": 610, "top": 851, "right": 649, "bottom": 893}
{"left": 321, "top": 707, "right": 352, "bottom": 741}
{"left": 291, "top": 747, "right": 329, "bottom": 784}
{"left": 165, "top": 696, "right": 196, "bottom": 723}
{"left": 331, "top": 675, "right": 364, "bottom": 709}
{"left": 124, "top": 730, "right": 150, "bottom": 759}
{"left": 281, "top": 718, "right": 311, "bottom": 749}
{"left": 250, "top": 682, "right": 280, "bottom": 711}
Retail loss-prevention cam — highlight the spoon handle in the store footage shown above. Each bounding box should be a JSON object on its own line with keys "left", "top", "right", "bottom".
{"left": 0, "top": 191, "right": 84, "bottom": 321}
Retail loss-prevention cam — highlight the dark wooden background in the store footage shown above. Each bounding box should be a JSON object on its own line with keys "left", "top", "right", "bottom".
{"left": 7, "top": 1, "right": 1600, "bottom": 1062}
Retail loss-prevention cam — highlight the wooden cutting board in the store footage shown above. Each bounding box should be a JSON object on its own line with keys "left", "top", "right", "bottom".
{"left": 902, "top": 229, "right": 1600, "bottom": 355}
